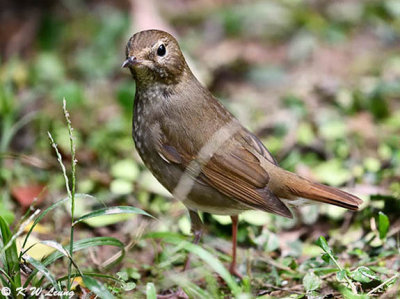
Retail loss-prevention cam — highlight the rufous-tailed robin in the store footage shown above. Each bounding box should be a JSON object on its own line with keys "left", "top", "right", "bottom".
{"left": 122, "top": 30, "right": 362, "bottom": 276}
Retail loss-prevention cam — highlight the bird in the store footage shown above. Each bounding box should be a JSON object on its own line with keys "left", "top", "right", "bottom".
{"left": 122, "top": 29, "right": 362, "bottom": 277}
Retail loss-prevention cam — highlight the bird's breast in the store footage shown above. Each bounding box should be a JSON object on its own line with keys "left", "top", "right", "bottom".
{"left": 132, "top": 90, "right": 160, "bottom": 165}
{"left": 132, "top": 87, "right": 182, "bottom": 191}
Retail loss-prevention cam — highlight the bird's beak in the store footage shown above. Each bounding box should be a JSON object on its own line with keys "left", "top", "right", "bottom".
{"left": 122, "top": 56, "right": 137, "bottom": 68}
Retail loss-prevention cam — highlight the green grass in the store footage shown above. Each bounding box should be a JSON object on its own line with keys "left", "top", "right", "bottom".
{"left": 0, "top": 101, "right": 153, "bottom": 298}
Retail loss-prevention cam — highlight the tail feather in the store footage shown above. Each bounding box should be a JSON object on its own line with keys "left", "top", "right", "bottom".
{"left": 277, "top": 169, "right": 363, "bottom": 210}
{"left": 287, "top": 182, "right": 362, "bottom": 210}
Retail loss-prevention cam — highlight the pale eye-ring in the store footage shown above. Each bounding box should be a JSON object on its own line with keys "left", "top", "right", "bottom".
{"left": 157, "top": 44, "right": 166, "bottom": 57}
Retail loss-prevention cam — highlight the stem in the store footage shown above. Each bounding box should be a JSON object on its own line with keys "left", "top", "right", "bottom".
{"left": 326, "top": 250, "right": 358, "bottom": 294}
{"left": 48, "top": 131, "right": 74, "bottom": 291}
{"left": 367, "top": 273, "right": 399, "bottom": 295}
{"left": 63, "top": 99, "right": 77, "bottom": 291}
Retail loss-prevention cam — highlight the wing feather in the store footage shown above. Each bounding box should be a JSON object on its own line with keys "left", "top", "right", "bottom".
{"left": 157, "top": 133, "right": 292, "bottom": 218}
{"left": 202, "top": 152, "right": 292, "bottom": 218}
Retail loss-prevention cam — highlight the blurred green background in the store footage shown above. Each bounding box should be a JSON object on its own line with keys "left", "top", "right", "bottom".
{"left": 1, "top": 0, "right": 400, "bottom": 297}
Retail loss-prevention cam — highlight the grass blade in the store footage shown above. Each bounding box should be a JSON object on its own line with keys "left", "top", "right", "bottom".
{"left": 73, "top": 206, "right": 154, "bottom": 226}
{"left": 39, "top": 240, "right": 71, "bottom": 258}
{"left": 21, "top": 195, "right": 69, "bottom": 251}
{"left": 146, "top": 233, "right": 240, "bottom": 296}
{"left": 24, "top": 237, "right": 124, "bottom": 287}
{"left": 0, "top": 216, "right": 21, "bottom": 297}
{"left": 178, "top": 240, "right": 240, "bottom": 295}
{"left": 39, "top": 240, "right": 83, "bottom": 276}
{"left": 21, "top": 193, "right": 96, "bottom": 255}
{"left": 24, "top": 255, "right": 62, "bottom": 292}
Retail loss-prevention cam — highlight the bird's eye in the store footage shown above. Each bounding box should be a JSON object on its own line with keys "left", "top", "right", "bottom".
{"left": 157, "top": 44, "right": 166, "bottom": 57}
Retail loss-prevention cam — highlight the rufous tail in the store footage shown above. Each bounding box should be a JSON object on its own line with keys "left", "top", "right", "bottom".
{"left": 277, "top": 169, "right": 362, "bottom": 210}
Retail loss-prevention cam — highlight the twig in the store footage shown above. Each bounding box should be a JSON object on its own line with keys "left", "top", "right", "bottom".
{"left": 260, "top": 283, "right": 304, "bottom": 295}
{"left": 47, "top": 133, "right": 71, "bottom": 198}
{"left": 367, "top": 273, "right": 400, "bottom": 296}
{"left": 257, "top": 256, "right": 296, "bottom": 273}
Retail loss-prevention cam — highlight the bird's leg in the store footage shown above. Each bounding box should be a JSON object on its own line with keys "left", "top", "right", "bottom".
{"left": 183, "top": 210, "right": 203, "bottom": 271}
{"left": 229, "top": 215, "right": 242, "bottom": 278}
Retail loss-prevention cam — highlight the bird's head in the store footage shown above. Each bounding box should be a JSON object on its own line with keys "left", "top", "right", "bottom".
{"left": 123, "top": 30, "right": 188, "bottom": 86}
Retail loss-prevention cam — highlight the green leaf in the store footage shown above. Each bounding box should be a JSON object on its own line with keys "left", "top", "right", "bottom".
{"left": 378, "top": 212, "right": 390, "bottom": 240}
{"left": 0, "top": 216, "right": 21, "bottom": 297}
{"left": 350, "top": 266, "right": 379, "bottom": 283}
{"left": 0, "top": 203, "right": 14, "bottom": 224}
{"left": 122, "top": 282, "right": 136, "bottom": 291}
{"left": 321, "top": 253, "right": 331, "bottom": 263}
{"left": 82, "top": 275, "right": 114, "bottom": 299}
{"left": 340, "top": 286, "right": 370, "bottom": 299}
{"left": 146, "top": 282, "right": 157, "bottom": 299}
{"left": 73, "top": 206, "right": 154, "bottom": 226}
{"left": 336, "top": 270, "right": 346, "bottom": 281}
{"left": 24, "top": 255, "right": 62, "bottom": 292}
{"left": 316, "top": 236, "right": 332, "bottom": 254}
{"left": 303, "top": 271, "right": 322, "bottom": 291}
{"left": 0, "top": 219, "right": 18, "bottom": 260}
{"left": 117, "top": 268, "right": 140, "bottom": 281}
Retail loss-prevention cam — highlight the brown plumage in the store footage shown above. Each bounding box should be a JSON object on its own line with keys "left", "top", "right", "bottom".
{"left": 123, "top": 29, "right": 362, "bottom": 276}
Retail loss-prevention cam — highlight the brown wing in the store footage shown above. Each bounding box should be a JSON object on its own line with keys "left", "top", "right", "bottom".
{"left": 200, "top": 147, "right": 292, "bottom": 218}
{"left": 157, "top": 133, "right": 292, "bottom": 218}
{"left": 240, "top": 130, "right": 278, "bottom": 165}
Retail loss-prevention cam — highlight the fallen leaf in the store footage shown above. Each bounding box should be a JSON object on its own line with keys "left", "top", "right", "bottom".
{"left": 24, "top": 221, "right": 51, "bottom": 234}
{"left": 11, "top": 184, "right": 47, "bottom": 208}
{"left": 17, "top": 235, "right": 56, "bottom": 260}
